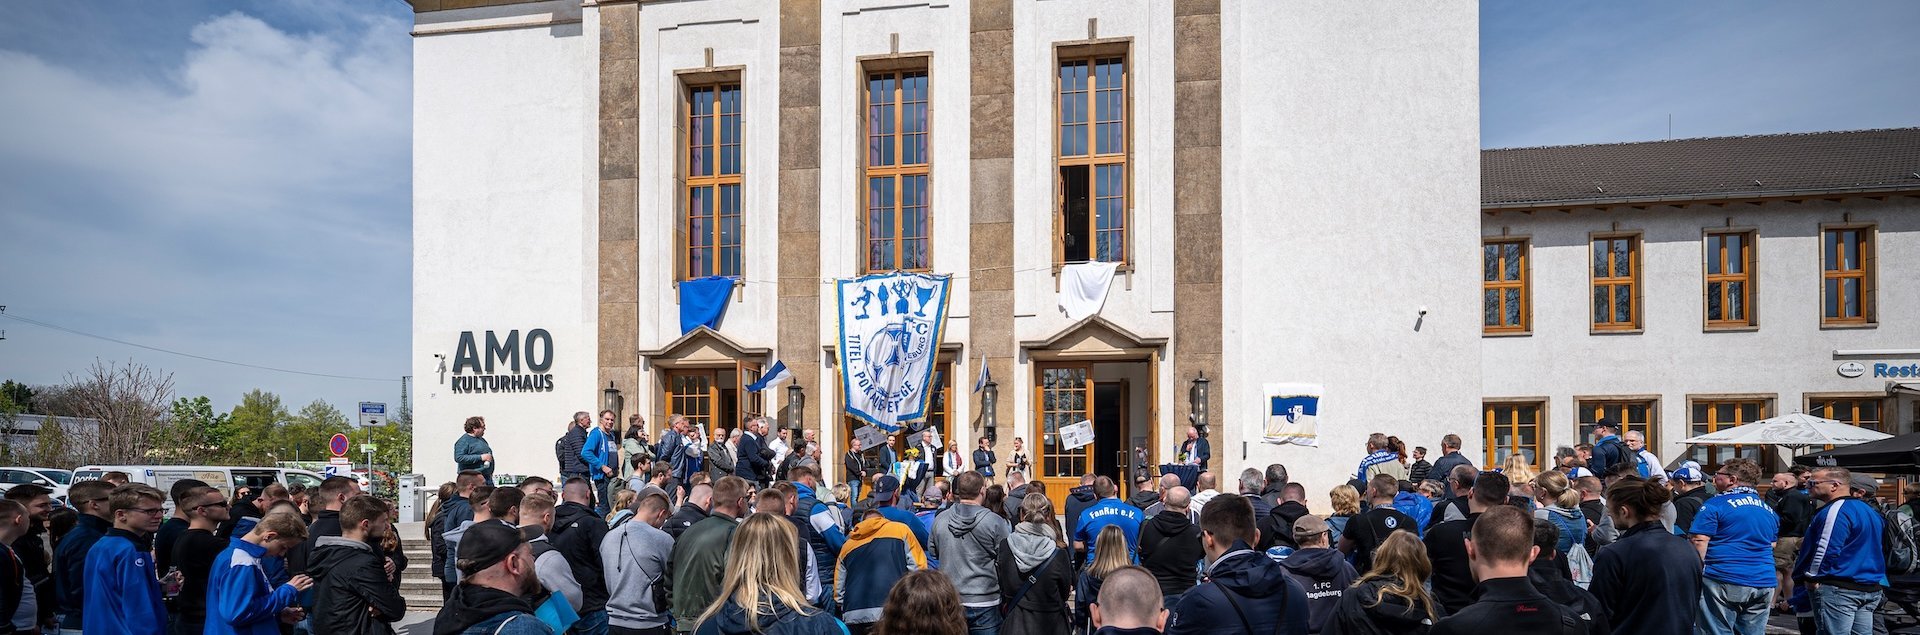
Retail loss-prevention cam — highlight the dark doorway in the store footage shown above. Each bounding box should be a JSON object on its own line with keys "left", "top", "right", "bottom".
{"left": 1093, "top": 382, "right": 1126, "bottom": 484}
{"left": 1060, "top": 165, "right": 1091, "bottom": 262}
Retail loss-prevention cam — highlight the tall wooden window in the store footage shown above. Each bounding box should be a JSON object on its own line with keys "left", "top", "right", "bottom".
{"left": 1056, "top": 54, "right": 1128, "bottom": 265}
{"left": 1688, "top": 399, "right": 1768, "bottom": 470}
{"left": 1037, "top": 365, "right": 1092, "bottom": 478}
{"left": 863, "top": 69, "right": 931, "bottom": 272}
{"left": 663, "top": 365, "right": 762, "bottom": 435}
{"left": 1577, "top": 399, "right": 1658, "bottom": 449}
{"left": 1705, "top": 231, "right": 1755, "bottom": 327}
{"left": 1483, "top": 401, "right": 1544, "bottom": 469}
{"left": 840, "top": 362, "right": 952, "bottom": 460}
{"left": 1822, "top": 227, "right": 1874, "bottom": 324}
{"left": 1809, "top": 396, "right": 1886, "bottom": 433}
{"left": 682, "top": 83, "right": 744, "bottom": 279}
{"left": 1591, "top": 235, "right": 1640, "bottom": 330}
{"left": 1483, "top": 239, "right": 1529, "bottom": 333}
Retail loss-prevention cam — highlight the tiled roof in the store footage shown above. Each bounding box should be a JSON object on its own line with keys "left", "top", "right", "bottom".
{"left": 1482, "top": 128, "right": 1920, "bottom": 208}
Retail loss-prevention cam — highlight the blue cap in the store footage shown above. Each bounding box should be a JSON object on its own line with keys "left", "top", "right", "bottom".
{"left": 873, "top": 475, "right": 900, "bottom": 502}
{"left": 1670, "top": 466, "right": 1704, "bottom": 483}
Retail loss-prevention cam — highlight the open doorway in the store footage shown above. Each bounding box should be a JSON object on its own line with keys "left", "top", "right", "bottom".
{"left": 1093, "top": 382, "right": 1126, "bottom": 484}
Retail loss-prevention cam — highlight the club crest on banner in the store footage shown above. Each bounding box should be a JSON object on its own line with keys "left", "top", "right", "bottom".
{"left": 837, "top": 272, "right": 952, "bottom": 431}
{"left": 1262, "top": 383, "right": 1322, "bottom": 447}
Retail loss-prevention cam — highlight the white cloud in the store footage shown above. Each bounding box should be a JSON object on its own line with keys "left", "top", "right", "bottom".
{"left": 0, "top": 8, "right": 413, "bottom": 412}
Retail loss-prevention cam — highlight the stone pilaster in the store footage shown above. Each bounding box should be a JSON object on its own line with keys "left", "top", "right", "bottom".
{"left": 779, "top": 0, "right": 824, "bottom": 437}
{"left": 597, "top": 2, "right": 641, "bottom": 428}
{"left": 1171, "top": 0, "right": 1224, "bottom": 477}
{"left": 971, "top": 0, "right": 1017, "bottom": 459}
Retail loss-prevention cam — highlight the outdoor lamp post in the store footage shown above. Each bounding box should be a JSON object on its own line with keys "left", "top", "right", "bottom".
{"left": 1189, "top": 372, "right": 1210, "bottom": 438}
{"left": 786, "top": 383, "right": 805, "bottom": 433}
{"left": 981, "top": 380, "right": 999, "bottom": 442}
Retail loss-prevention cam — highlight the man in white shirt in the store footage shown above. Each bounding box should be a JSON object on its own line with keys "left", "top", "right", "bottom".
{"left": 1189, "top": 471, "right": 1220, "bottom": 517}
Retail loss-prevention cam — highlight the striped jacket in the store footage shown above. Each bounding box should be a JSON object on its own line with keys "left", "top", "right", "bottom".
{"left": 1792, "top": 496, "right": 1887, "bottom": 590}
{"left": 834, "top": 517, "right": 926, "bottom": 625}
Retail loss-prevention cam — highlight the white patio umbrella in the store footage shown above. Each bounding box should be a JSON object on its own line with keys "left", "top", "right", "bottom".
{"left": 1681, "top": 412, "right": 1892, "bottom": 449}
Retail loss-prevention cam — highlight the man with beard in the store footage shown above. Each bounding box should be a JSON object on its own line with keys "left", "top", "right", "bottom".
{"left": 434, "top": 522, "right": 552, "bottom": 634}
{"left": 309, "top": 496, "right": 406, "bottom": 634}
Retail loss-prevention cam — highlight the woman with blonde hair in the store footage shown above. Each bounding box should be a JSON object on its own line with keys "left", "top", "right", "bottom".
{"left": 607, "top": 488, "right": 638, "bottom": 525}
{"left": 1531, "top": 470, "right": 1586, "bottom": 560}
{"left": 872, "top": 569, "right": 966, "bottom": 635}
{"left": 694, "top": 512, "right": 845, "bottom": 635}
{"left": 1074, "top": 525, "right": 1132, "bottom": 631}
{"left": 996, "top": 493, "right": 1073, "bottom": 635}
{"left": 1324, "top": 531, "right": 1442, "bottom": 634}
{"left": 1501, "top": 454, "right": 1538, "bottom": 504}
{"left": 1327, "top": 484, "right": 1361, "bottom": 545}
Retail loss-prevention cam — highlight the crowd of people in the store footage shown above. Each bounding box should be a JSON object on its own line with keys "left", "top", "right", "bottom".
{"left": 1, "top": 417, "right": 1913, "bottom": 635}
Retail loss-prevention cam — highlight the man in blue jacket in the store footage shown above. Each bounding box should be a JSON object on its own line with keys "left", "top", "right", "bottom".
{"left": 1165, "top": 493, "right": 1308, "bottom": 635}
{"left": 52, "top": 479, "right": 112, "bottom": 632}
{"left": 1074, "top": 476, "right": 1143, "bottom": 565}
{"left": 1588, "top": 421, "right": 1631, "bottom": 479}
{"left": 583, "top": 410, "right": 620, "bottom": 515}
{"left": 205, "top": 512, "right": 314, "bottom": 635}
{"left": 454, "top": 416, "right": 496, "bottom": 484}
{"left": 1793, "top": 468, "right": 1887, "bottom": 635}
{"left": 83, "top": 484, "right": 168, "bottom": 635}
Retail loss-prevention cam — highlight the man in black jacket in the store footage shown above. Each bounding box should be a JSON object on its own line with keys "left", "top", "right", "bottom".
{"left": 289, "top": 476, "right": 359, "bottom": 576}
{"left": 1276, "top": 515, "right": 1356, "bottom": 634}
{"left": 733, "top": 417, "right": 775, "bottom": 485}
{"left": 309, "top": 496, "right": 406, "bottom": 635}
{"left": 1424, "top": 471, "right": 1506, "bottom": 614}
{"left": 559, "top": 411, "right": 593, "bottom": 483}
{"left": 1163, "top": 494, "right": 1307, "bottom": 635}
{"left": 1138, "top": 486, "right": 1203, "bottom": 609}
{"left": 1259, "top": 483, "right": 1311, "bottom": 552}
{"left": 1527, "top": 519, "right": 1610, "bottom": 635}
{"left": 665, "top": 483, "right": 712, "bottom": 540}
{"left": 845, "top": 438, "right": 870, "bottom": 502}
{"left": 1429, "top": 506, "right": 1590, "bottom": 634}
{"left": 551, "top": 478, "right": 611, "bottom": 633}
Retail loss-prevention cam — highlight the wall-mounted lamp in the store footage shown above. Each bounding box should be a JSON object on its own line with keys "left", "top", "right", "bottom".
{"left": 1189, "top": 372, "right": 1210, "bottom": 438}
{"left": 786, "top": 383, "right": 806, "bottom": 433}
{"left": 981, "top": 379, "right": 999, "bottom": 442}
{"left": 603, "top": 383, "right": 624, "bottom": 431}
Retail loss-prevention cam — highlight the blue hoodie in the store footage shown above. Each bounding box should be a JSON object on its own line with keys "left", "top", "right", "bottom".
{"left": 1792, "top": 496, "right": 1887, "bottom": 590}
{"left": 53, "top": 513, "right": 109, "bottom": 629}
{"left": 1165, "top": 544, "right": 1309, "bottom": 635}
{"left": 81, "top": 529, "right": 165, "bottom": 635}
{"left": 205, "top": 538, "right": 303, "bottom": 635}
{"left": 583, "top": 426, "right": 614, "bottom": 480}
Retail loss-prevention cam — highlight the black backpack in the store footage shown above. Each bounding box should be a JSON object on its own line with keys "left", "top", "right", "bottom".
{"left": 1884, "top": 503, "right": 1919, "bottom": 576}
{"left": 1600, "top": 438, "right": 1637, "bottom": 477}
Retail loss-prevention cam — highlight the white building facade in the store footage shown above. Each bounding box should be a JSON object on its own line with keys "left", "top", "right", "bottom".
{"left": 408, "top": 0, "right": 1486, "bottom": 505}
{"left": 1480, "top": 130, "right": 1920, "bottom": 474}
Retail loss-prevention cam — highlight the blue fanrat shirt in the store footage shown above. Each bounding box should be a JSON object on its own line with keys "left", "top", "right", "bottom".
{"left": 1689, "top": 486, "right": 1779, "bottom": 588}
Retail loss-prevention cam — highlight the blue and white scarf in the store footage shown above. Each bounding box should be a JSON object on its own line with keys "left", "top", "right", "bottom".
{"left": 1724, "top": 485, "right": 1759, "bottom": 497}
{"left": 1356, "top": 450, "right": 1400, "bottom": 482}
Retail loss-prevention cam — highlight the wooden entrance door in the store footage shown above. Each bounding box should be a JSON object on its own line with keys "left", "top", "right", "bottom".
{"left": 1034, "top": 363, "right": 1094, "bottom": 510}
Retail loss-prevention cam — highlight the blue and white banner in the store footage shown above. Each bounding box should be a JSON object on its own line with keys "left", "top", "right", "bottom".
{"left": 836, "top": 272, "right": 952, "bottom": 431}
{"left": 1262, "top": 383, "right": 1322, "bottom": 447}
{"left": 745, "top": 360, "right": 792, "bottom": 392}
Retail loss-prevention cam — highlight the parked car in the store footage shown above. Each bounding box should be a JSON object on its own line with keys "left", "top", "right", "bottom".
{"left": 0, "top": 466, "right": 71, "bottom": 501}
{"left": 72, "top": 464, "right": 325, "bottom": 511}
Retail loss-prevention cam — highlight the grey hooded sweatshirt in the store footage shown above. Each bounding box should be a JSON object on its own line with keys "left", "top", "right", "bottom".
{"left": 599, "top": 517, "right": 674, "bottom": 629}
{"left": 931, "top": 502, "right": 1011, "bottom": 607}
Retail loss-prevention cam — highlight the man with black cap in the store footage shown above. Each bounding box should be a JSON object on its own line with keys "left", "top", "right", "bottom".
{"left": 434, "top": 521, "right": 552, "bottom": 634}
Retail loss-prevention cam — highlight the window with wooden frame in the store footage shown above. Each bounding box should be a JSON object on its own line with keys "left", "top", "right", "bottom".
{"left": 839, "top": 361, "right": 952, "bottom": 459}
{"left": 1483, "top": 238, "right": 1529, "bottom": 333}
{"left": 1687, "top": 398, "right": 1769, "bottom": 470}
{"left": 1822, "top": 226, "right": 1875, "bottom": 325}
{"left": 1037, "top": 365, "right": 1093, "bottom": 478}
{"left": 662, "top": 364, "right": 762, "bottom": 435}
{"left": 1704, "top": 231, "right": 1755, "bottom": 328}
{"left": 1483, "top": 401, "right": 1544, "bottom": 469}
{"left": 862, "top": 66, "right": 931, "bottom": 273}
{"left": 1591, "top": 235, "right": 1640, "bottom": 330}
{"left": 1808, "top": 395, "right": 1887, "bottom": 433}
{"left": 1056, "top": 50, "right": 1128, "bottom": 265}
{"left": 679, "top": 81, "right": 744, "bottom": 280}
{"left": 1577, "top": 399, "right": 1658, "bottom": 449}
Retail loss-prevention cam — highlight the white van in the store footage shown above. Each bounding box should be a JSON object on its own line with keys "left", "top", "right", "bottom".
{"left": 72, "top": 465, "right": 326, "bottom": 508}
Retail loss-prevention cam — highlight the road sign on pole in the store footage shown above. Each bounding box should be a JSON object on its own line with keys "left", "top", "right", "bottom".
{"left": 329, "top": 433, "right": 350, "bottom": 457}
{"left": 358, "top": 402, "right": 388, "bottom": 428}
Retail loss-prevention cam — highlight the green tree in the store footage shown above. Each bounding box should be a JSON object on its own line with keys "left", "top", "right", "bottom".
{"left": 157, "top": 396, "right": 230, "bottom": 463}
{"left": 1, "top": 380, "right": 34, "bottom": 413}
{"left": 31, "top": 414, "right": 72, "bottom": 467}
{"left": 283, "top": 400, "right": 349, "bottom": 464}
{"left": 225, "top": 390, "right": 289, "bottom": 464}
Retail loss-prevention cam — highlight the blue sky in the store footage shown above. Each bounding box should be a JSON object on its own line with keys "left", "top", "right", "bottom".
{"left": 2, "top": 1, "right": 1917, "bottom": 416}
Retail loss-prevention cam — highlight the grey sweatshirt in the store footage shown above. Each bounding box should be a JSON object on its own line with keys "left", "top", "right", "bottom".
{"left": 528, "top": 535, "right": 584, "bottom": 611}
{"left": 931, "top": 502, "right": 1011, "bottom": 607}
{"left": 599, "top": 518, "right": 675, "bottom": 629}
